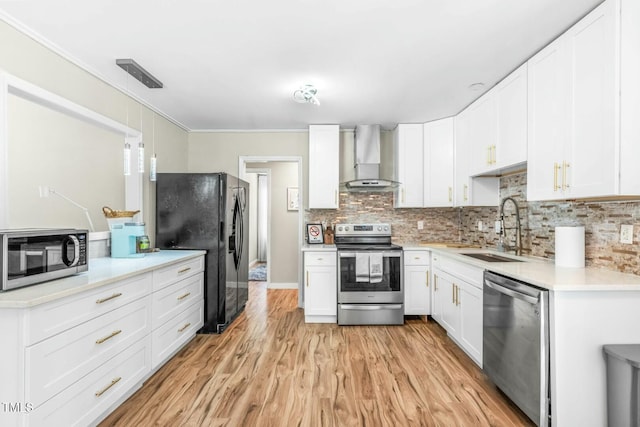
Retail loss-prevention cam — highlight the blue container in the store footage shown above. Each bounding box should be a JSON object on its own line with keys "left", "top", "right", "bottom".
{"left": 111, "top": 223, "right": 145, "bottom": 258}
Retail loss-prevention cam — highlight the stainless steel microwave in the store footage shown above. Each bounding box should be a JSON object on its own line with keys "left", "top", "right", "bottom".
{"left": 0, "top": 229, "right": 88, "bottom": 291}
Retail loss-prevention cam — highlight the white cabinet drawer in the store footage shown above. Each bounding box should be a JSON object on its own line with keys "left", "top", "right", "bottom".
{"left": 29, "top": 337, "right": 151, "bottom": 427}
{"left": 304, "top": 252, "right": 336, "bottom": 267}
{"left": 27, "top": 273, "right": 152, "bottom": 345}
{"left": 152, "top": 272, "right": 204, "bottom": 330}
{"left": 404, "top": 251, "right": 430, "bottom": 266}
{"left": 153, "top": 256, "right": 204, "bottom": 291}
{"left": 432, "top": 254, "right": 484, "bottom": 288}
{"left": 26, "top": 296, "right": 151, "bottom": 406}
{"left": 152, "top": 300, "right": 203, "bottom": 368}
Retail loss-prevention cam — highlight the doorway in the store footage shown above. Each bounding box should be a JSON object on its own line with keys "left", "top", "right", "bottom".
{"left": 246, "top": 169, "right": 269, "bottom": 282}
{"left": 240, "top": 156, "right": 303, "bottom": 307}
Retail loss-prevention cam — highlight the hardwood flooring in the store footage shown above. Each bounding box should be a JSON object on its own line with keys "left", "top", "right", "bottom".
{"left": 100, "top": 282, "right": 534, "bottom": 426}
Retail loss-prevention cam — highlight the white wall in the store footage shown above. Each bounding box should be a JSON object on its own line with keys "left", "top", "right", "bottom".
{"left": 0, "top": 20, "right": 189, "bottom": 238}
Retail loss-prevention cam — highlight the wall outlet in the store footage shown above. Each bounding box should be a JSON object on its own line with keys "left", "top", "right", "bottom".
{"left": 620, "top": 224, "right": 634, "bottom": 244}
{"left": 477, "top": 220, "right": 483, "bottom": 231}
{"left": 417, "top": 220, "right": 424, "bottom": 230}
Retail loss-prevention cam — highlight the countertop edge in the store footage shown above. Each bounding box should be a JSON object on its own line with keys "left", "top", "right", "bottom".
{"left": 0, "top": 250, "right": 207, "bottom": 308}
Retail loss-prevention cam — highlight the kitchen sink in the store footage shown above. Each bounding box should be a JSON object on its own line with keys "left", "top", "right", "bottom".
{"left": 460, "top": 252, "right": 523, "bottom": 263}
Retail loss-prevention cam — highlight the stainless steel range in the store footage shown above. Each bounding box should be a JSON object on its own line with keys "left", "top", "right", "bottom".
{"left": 335, "top": 223, "right": 403, "bottom": 325}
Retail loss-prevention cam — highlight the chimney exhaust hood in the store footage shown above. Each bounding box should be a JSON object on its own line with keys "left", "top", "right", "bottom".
{"left": 342, "top": 124, "right": 399, "bottom": 191}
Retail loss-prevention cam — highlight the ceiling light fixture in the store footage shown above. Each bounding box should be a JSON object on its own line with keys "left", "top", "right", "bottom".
{"left": 116, "top": 58, "right": 163, "bottom": 88}
{"left": 468, "top": 82, "right": 485, "bottom": 91}
{"left": 293, "top": 84, "right": 320, "bottom": 105}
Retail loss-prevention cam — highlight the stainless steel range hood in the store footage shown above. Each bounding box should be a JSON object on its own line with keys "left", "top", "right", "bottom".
{"left": 342, "top": 125, "right": 399, "bottom": 191}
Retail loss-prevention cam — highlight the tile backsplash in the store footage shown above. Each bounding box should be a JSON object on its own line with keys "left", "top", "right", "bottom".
{"left": 306, "top": 172, "right": 640, "bottom": 276}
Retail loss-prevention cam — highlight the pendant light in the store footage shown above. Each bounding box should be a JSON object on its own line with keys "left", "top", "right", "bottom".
{"left": 150, "top": 112, "right": 157, "bottom": 182}
{"left": 123, "top": 64, "right": 131, "bottom": 176}
{"left": 137, "top": 105, "right": 144, "bottom": 174}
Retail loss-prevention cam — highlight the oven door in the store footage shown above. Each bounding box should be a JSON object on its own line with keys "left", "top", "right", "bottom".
{"left": 338, "top": 251, "right": 403, "bottom": 303}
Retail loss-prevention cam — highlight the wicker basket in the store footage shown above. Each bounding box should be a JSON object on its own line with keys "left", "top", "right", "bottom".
{"left": 103, "top": 206, "right": 140, "bottom": 229}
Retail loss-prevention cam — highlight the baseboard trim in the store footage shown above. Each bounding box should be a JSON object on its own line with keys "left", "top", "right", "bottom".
{"left": 267, "top": 282, "right": 298, "bottom": 289}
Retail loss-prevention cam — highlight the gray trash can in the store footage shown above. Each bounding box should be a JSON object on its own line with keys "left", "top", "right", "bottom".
{"left": 603, "top": 344, "right": 640, "bottom": 427}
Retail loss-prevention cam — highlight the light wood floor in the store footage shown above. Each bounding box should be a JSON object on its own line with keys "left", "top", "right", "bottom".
{"left": 100, "top": 282, "right": 534, "bottom": 426}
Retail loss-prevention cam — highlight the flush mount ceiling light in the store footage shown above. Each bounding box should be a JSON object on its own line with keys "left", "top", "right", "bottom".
{"left": 116, "top": 58, "right": 163, "bottom": 89}
{"left": 468, "top": 82, "right": 485, "bottom": 91}
{"left": 293, "top": 84, "right": 320, "bottom": 105}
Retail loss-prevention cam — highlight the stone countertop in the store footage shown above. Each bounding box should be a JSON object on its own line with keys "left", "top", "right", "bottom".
{"left": 0, "top": 250, "right": 206, "bottom": 308}
{"left": 426, "top": 246, "right": 640, "bottom": 292}
{"left": 302, "top": 244, "right": 337, "bottom": 252}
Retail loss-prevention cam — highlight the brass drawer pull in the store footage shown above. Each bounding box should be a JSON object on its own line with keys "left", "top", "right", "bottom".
{"left": 95, "top": 377, "right": 122, "bottom": 397}
{"left": 178, "top": 322, "right": 191, "bottom": 333}
{"left": 96, "top": 329, "right": 122, "bottom": 344}
{"left": 177, "top": 292, "right": 191, "bottom": 301}
{"left": 178, "top": 267, "right": 191, "bottom": 274}
{"left": 426, "top": 272, "right": 429, "bottom": 288}
{"left": 306, "top": 271, "right": 309, "bottom": 287}
{"left": 96, "top": 293, "right": 123, "bottom": 304}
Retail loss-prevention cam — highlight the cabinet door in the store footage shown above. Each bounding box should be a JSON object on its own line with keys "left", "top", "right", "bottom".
{"left": 565, "top": 0, "right": 617, "bottom": 198}
{"left": 309, "top": 125, "right": 340, "bottom": 208}
{"left": 305, "top": 265, "right": 337, "bottom": 317}
{"left": 394, "top": 124, "right": 424, "bottom": 207}
{"left": 425, "top": 118, "right": 454, "bottom": 207}
{"left": 467, "top": 92, "right": 496, "bottom": 176}
{"left": 404, "top": 265, "right": 430, "bottom": 315}
{"left": 459, "top": 281, "right": 483, "bottom": 367}
{"left": 433, "top": 270, "right": 459, "bottom": 335}
{"left": 527, "top": 36, "right": 569, "bottom": 201}
{"left": 495, "top": 63, "right": 528, "bottom": 169}
{"left": 454, "top": 112, "right": 471, "bottom": 206}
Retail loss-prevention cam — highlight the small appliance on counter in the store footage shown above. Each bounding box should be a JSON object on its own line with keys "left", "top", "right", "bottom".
{"left": 110, "top": 222, "right": 148, "bottom": 258}
{"left": 0, "top": 228, "right": 88, "bottom": 291}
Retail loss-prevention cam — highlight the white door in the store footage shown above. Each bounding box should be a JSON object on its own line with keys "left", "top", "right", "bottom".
{"left": 426, "top": 118, "right": 454, "bottom": 207}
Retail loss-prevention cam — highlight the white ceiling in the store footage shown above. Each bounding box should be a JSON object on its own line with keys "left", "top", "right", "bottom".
{"left": 0, "top": 0, "right": 603, "bottom": 131}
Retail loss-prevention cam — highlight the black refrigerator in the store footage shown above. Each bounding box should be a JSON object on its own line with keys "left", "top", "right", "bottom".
{"left": 155, "top": 173, "right": 249, "bottom": 333}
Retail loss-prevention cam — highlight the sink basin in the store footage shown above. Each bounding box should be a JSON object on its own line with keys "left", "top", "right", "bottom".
{"left": 460, "top": 252, "right": 523, "bottom": 263}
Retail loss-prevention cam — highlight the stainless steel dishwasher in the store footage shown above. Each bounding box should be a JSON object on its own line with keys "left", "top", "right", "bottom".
{"left": 483, "top": 271, "right": 550, "bottom": 427}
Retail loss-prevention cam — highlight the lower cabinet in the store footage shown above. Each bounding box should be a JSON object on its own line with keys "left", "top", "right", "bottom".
{"left": 404, "top": 250, "right": 431, "bottom": 315}
{"left": 303, "top": 251, "right": 337, "bottom": 323}
{"left": 432, "top": 254, "right": 483, "bottom": 367}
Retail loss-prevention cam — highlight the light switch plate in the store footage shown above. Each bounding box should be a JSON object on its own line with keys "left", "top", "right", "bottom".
{"left": 417, "top": 220, "right": 424, "bottom": 230}
{"left": 620, "top": 224, "right": 633, "bottom": 244}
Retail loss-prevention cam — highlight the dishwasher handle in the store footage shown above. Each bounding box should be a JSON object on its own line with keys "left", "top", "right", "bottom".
{"left": 485, "top": 279, "right": 540, "bottom": 305}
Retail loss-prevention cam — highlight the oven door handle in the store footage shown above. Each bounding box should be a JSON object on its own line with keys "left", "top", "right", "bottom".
{"left": 339, "top": 252, "right": 401, "bottom": 258}
{"left": 485, "top": 280, "right": 539, "bottom": 305}
{"left": 340, "top": 304, "right": 403, "bottom": 310}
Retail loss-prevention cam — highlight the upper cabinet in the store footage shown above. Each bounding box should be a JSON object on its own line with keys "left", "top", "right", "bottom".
{"left": 308, "top": 125, "right": 340, "bottom": 209}
{"left": 468, "top": 64, "right": 528, "bottom": 177}
{"left": 527, "top": 0, "right": 640, "bottom": 200}
{"left": 393, "top": 124, "right": 424, "bottom": 208}
{"left": 424, "top": 117, "right": 454, "bottom": 207}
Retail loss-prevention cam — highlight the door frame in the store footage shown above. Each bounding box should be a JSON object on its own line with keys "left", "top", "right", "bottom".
{"left": 239, "top": 156, "right": 304, "bottom": 307}
{"left": 245, "top": 167, "right": 271, "bottom": 278}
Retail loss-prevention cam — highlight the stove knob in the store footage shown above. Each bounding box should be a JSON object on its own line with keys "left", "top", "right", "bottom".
{"left": 384, "top": 226, "right": 389, "bottom": 231}
{"left": 345, "top": 226, "right": 350, "bottom": 231}
{"left": 377, "top": 226, "right": 382, "bottom": 231}
{"left": 337, "top": 226, "right": 343, "bottom": 232}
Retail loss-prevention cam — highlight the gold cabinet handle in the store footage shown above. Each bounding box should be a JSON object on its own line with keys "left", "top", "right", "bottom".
{"left": 95, "top": 377, "right": 122, "bottom": 397}
{"left": 306, "top": 270, "right": 309, "bottom": 287}
{"left": 553, "top": 162, "right": 560, "bottom": 191}
{"left": 448, "top": 187, "right": 452, "bottom": 202}
{"left": 456, "top": 285, "right": 460, "bottom": 306}
{"left": 434, "top": 274, "right": 438, "bottom": 291}
{"left": 335, "top": 189, "right": 338, "bottom": 206}
{"left": 178, "top": 322, "right": 191, "bottom": 333}
{"left": 452, "top": 283, "right": 456, "bottom": 303}
{"left": 487, "top": 146, "right": 492, "bottom": 165}
{"left": 426, "top": 272, "right": 429, "bottom": 288}
{"left": 563, "top": 161, "right": 570, "bottom": 190}
{"left": 463, "top": 184, "right": 468, "bottom": 202}
{"left": 96, "top": 293, "right": 123, "bottom": 304}
{"left": 177, "top": 292, "right": 191, "bottom": 301}
{"left": 178, "top": 267, "right": 191, "bottom": 274}
{"left": 96, "top": 329, "right": 122, "bottom": 344}
{"left": 492, "top": 145, "right": 496, "bottom": 164}
{"left": 401, "top": 188, "right": 405, "bottom": 203}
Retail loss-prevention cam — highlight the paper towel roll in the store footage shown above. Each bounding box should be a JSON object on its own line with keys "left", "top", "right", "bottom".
{"left": 555, "top": 226, "right": 585, "bottom": 268}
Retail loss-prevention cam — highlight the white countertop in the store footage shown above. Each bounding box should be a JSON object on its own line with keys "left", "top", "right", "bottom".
{"left": 427, "top": 246, "right": 640, "bottom": 292}
{"left": 301, "top": 244, "right": 337, "bottom": 252}
{"left": 0, "top": 250, "right": 206, "bottom": 308}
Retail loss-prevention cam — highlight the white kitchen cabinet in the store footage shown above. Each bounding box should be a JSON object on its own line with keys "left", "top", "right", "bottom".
{"left": 527, "top": 0, "right": 640, "bottom": 200}
{"left": 424, "top": 118, "right": 454, "bottom": 207}
{"left": 308, "top": 125, "right": 340, "bottom": 209}
{"left": 432, "top": 254, "right": 483, "bottom": 367}
{"left": 468, "top": 92, "right": 496, "bottom": 177}
{"left": 304, "top": 251, "right": 337, "bottom": 322}
{"left": 404, "top": 250, "right": 431, "bottom": 315}
{"left": 453, "top": 112, "right": 499, "bottom": 207}
{"left": 393, "top": 124, "right": 424, "bottom": 208}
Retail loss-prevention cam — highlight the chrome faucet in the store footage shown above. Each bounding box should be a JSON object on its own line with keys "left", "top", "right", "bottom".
{"left": 497, "top": 196, "right": 522, "bottom": 256}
